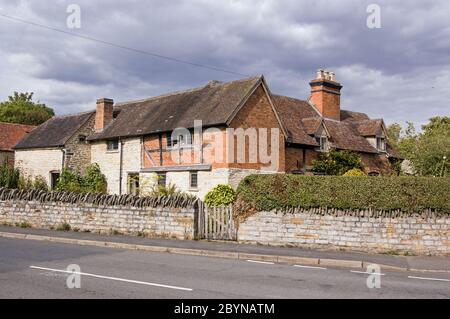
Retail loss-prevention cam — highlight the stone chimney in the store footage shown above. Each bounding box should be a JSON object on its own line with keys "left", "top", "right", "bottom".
{"left": 95, "top": 98, "right": 114, "bottom": 132}
{"left": 309, "top": 69, "right": 342, "bottom": 121}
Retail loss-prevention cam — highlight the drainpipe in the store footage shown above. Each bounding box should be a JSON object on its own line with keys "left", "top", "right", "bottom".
{"left": 61, "top": 149, "right": 66, "bottom": 171}
{"left": 119, "top": 138, "right": 124, "bottom": 195}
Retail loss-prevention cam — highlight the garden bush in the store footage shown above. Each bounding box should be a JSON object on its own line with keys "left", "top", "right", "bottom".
{"left": 56, "top": 164, "right": 107, "bottom": 194}
{"left": 0, "top": 163, "right": 19, "bottom": 189}
{"left": 343, "top": 168, "right": 366, "bottom": 176}
{"left": 312, "top": 150, "right": 363, "bottom": 175}
{"left": 236, "top": 174, "right": 450, "bottom": 214}
{"left": 204, "top": 184, "right": 236, "bottom": 207}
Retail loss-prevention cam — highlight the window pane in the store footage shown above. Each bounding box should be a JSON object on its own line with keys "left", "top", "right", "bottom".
{"left": 157, "top": 172, "right": 166, "bottom": 186}
{"left": 190, "top": 171, "right": 198, "bottom": 188}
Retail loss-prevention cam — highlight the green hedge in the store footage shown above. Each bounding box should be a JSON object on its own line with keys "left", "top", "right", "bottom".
{"left": 236, "top": 174, "right": 450, "bottom": 214}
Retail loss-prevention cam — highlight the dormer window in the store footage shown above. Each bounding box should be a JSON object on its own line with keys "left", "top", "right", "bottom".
{"left": 376, "top": 137, "right": 386, "bottom": 152}
{"left": 316, "top": 136, "right": 328, "bottom": 151}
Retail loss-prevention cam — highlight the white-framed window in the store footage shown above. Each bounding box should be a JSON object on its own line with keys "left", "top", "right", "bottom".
{"left": 189, "top": 171, "right": 198, "bottom": 189}
{"left": 107, "top": 139, "right": 119, "bottom": 151}
{"left": 167, "top": 131, "right": 193, "bottom": 148}
{"left": 376, "top": 137, "right": 386, "bottom": 152}
{"left": 315, "top": 136, "right": 328, "bottom": 151}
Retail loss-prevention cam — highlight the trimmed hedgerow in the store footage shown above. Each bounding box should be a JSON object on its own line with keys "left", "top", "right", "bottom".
{"left": 235, "top": 174, "right": 450, "bottom": 214}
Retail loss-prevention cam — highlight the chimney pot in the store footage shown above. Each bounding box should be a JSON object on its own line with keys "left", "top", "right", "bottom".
{"left": 309, "top": 70, "right": 342, "bottom": 121}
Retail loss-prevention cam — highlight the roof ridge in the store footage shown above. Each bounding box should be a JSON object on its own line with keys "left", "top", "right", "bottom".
{"left": 52, "top": 110, "right": 95, "bottom": 119}
{"left": 0, "top": 122, "right": 36, "bottom": 128}
{"left": 115, "top": 75, "right": 261, "bottom": 107}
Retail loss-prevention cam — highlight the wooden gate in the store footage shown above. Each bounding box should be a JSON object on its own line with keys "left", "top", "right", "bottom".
{"left": 197, "top": 203, "right": 237, "bottom": 240}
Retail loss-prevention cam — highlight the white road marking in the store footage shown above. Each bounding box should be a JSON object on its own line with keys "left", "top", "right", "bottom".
{"left": 350, "top": 270, "right": 385, "bottom": 276}
{"left": 408, "top": 276, "right": 450, "bottom": 282}
{"left": 246, "top": 260, "right": 274, "bottom": 265}
{"left": 293, "top": 265, "right": 327, "bottom": 270}
{"left": 29, "top": 265, "right": 193, "bottom": 291}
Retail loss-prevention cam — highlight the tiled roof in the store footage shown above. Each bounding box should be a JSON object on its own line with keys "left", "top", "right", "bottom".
{"left": 88, "top": 76, "right": 262, "bottom": 141}
{"left": 323, "top": 119, "right": 378, "bottom": 153}
{"left": 0, "top": 122, "right": 36, "bottom": 151}
{"left": 14, "top": 111, "right": 94, "bottom": 149}
{"left": 354, "top": 119, "right": 384, "bottom": 136}
{"left": 270, "top": 95, "right": 318, "bottom": 146}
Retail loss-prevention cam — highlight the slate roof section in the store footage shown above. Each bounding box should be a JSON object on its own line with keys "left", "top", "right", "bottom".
{"left": 0, "top": 122, "right": 36, "bottom": 151}
{"left": 14, "top": 111, "right": 94, "bottom": 149}
{"left": 88, "top": 76, "right": 262, "bottom": 141}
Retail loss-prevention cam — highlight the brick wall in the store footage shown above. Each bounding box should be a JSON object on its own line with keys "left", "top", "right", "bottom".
{"left": 238, "top": 209, "right": 449, "bottom": 255}
{"left": 0, "top": 200, "right": 196, "bottom": 240}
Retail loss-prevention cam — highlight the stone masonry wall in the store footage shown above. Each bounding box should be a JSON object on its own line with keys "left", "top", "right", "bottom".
{"left": 238, "top": 210, "right": 450, "bottom": 256}
{"left": 0, "top": 200, "right": 196, "bottom": 240}
{"left": 64, "top": 113, "right": 95, "bottom": 174}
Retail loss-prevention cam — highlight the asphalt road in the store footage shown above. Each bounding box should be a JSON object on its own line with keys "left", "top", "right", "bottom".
{"left": 0, "top": 237, "right": 449, "bottom": 299}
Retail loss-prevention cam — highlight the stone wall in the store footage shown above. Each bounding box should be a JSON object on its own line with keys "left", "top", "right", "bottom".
{"left": 64, "top": 114, "right": 95, "bottom": 174}
{"left": 15, "top": 148, "right": 63, "bottom": 186}
{"left": 91, "top": 137, "right": 142, "bottom": 195}
{"left": 238, "top": 209, "right": 449, "bottom": 255}
{"left": 0, "top": 200, "right": 196, "bottom": 240}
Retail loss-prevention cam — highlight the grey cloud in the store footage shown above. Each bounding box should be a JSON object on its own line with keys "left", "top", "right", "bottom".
{"left": 0, "top": 0, "right": 449, "bottom": 126}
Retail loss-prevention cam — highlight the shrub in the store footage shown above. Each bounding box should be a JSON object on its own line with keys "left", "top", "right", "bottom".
{"left": 204, "top": 184, "right": 236, "bottom": 207}
{"left": 82, "top": 163, "right": 107, "bottom": 193}
{"left": 236, "top": 174, "right": 450, "bottom": 214}
{"left": 56, "top": 164, "right": 107, "bottom": 194}
{"left": 56, "top": 223, "right": 71, "bottom": 231}
{"left": 55, "top": 169, "right": 82, "bottom": 193}
{"left": 343, "top": 168, "right": 366, "bottom": 177}
{"left": 33, "top": 175, "right": 49, "bottom": 191}
{"left": 0, "top": 162, "right": 20, "bottom": 188}
{"left": 312, "top": 150, "right": 363, "bottom": 175}
{"left": 18, "top": 175, "right": 33, "bottom": 190}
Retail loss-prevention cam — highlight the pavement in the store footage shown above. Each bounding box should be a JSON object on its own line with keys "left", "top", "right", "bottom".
{"left": 0, "top": 225, "right": 449, "bottom": 272}
{"left": 0, "top": 235, "right": 449, "bottom": 299}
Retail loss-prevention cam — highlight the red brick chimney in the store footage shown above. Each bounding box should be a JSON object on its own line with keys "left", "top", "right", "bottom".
{"left": 95, "top": 98, "right": 114, "bottom": 131}
{"left": 309, "top": 69, "right": 342, "bottom": 121}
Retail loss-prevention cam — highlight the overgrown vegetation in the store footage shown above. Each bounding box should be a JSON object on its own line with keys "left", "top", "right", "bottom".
{"left": 55, "top": 164, "right": 107, "bottom": 194}
{"left": 388, "top": 116, "right": 450, "bottom": 176}
{"left": 0, "top": 162, "right": 20, "bottom": 189}
{"left": 204, "top": 184, "right": 236, "bottom": 207}
{"left": 56, "top": 223, "right": 71, "bottom": 231}
{"left": 235, "top": 174, "right": 450, "bottom": 214}
{"left": 343, "top": 168, "right": 366, "bottom": 176}
{"left": 312, "top": 150, "right": 363, "bottom": 175}
{"left": 18, "top": 174, "right": 49, "bottom": 191}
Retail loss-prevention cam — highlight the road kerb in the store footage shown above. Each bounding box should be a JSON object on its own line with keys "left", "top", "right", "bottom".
{"left": 238, "top": 253, "right": 278, "bottom": 263}
{"left": 0, "top": 231, "right": 445, "bottom": 272}
{"left": 277, "top": 255, "right": 320, "bottom": 266}
{"left": 201, "top": 250, "right": 239, "bottom": 259}
{"left": 167, "top": 247, "right": 204, "bottom": 256}
{"left": 319, "top": 258, "right": 363, "bottom": 269}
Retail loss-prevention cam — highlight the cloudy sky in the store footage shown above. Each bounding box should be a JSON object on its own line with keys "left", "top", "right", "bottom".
{"left": 0, "top": 0, "right": 449, "bottom": 127}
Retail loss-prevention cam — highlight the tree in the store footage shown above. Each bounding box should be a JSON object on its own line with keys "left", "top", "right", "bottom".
{"left": 312, "top": 150, "right": 363, "bottom": 176}
{"left": 0, "top": 92, "right": 54, "bottom": 125}
{"left": 396, "top": 117, "right": 450, "bottom": 176}
{"left": 387, "top": 123, "right": 402, "bottom": 147}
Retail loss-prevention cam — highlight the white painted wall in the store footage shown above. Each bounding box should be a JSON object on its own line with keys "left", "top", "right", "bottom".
{"left": 14, "top": 148, "right": 63, "bottom": 185}
{"left": 91, "top": 137, "right": 142, "bottom": 195}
